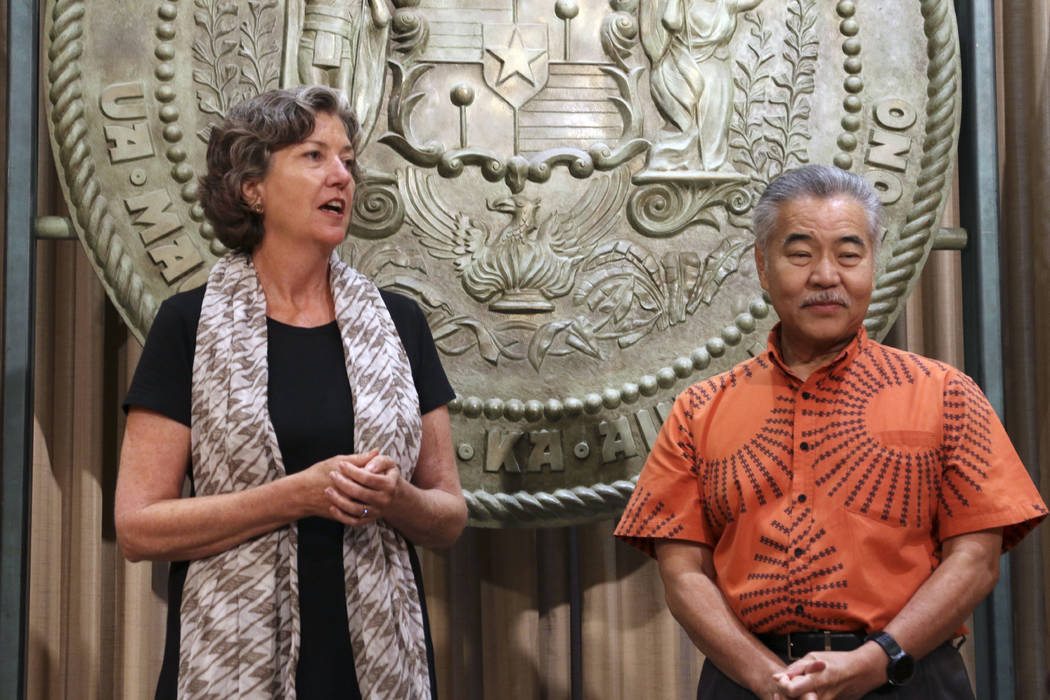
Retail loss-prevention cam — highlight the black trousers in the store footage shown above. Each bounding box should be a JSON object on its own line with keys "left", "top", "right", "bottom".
{"left": 696, "top": 642, "right": 975, "bottom": 700}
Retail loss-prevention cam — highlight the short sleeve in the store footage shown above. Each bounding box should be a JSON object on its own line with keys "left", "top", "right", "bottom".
{"left": 382, "top": 291, "right": 456, "bottom": 415}
{"left": 936, "top": 371, "right": 1047, "bottom": 550}
{"left": 122, "top": 288, "right": 203, "bottom": 426}
{"left": 614, "top": 387, "right": 716, "bottom": 557}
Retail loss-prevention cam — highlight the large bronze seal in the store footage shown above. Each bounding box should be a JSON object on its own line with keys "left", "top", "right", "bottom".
{"left": 45, "top": 0, "right": 960, "bottom": 525}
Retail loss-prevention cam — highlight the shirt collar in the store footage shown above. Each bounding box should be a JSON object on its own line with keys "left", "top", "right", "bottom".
{"left": 765, "top": 323, "right": 868, "bottom": 381}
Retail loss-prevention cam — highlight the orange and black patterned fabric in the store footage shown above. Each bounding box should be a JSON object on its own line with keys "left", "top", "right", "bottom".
{"left": 615, "top": 326, "right": 1046, "bottom": 634}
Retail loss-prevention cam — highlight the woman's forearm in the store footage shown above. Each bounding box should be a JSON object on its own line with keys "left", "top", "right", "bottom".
{"left": 382, "top": 479, "right": 468, "bottom": 548}
{"left": 115, "top": 408, "right": 343, "bottom": 562}
{"left": 362, "top": 406, "right": 467, "bottom": 548}
{"left": 115, "top": 473, "right": 310, "bottom": 562}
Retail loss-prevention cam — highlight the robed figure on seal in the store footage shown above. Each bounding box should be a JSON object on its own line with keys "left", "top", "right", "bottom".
{"left": 641, "top": 0, "right": 762, "bottom": 172}
{"left": 284, "top": 0, "right": 392, "bottom": 146}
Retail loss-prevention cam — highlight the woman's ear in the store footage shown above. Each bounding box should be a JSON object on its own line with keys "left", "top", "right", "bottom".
{"left": 241, "top": 180, "right": 261, "bottom": 208}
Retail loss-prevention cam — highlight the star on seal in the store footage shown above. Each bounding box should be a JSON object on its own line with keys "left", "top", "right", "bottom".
{"left": 486, "top": 27, "right": 547, "bottom": 86}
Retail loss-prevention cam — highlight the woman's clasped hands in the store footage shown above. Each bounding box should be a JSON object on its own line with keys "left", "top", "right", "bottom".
{"left": 301, "top": 449, "right": 401, "bottom": 526}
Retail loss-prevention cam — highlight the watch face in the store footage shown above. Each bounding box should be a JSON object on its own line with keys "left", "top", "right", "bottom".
{"left": 888, "top": 653, "right": 916, "bottom": 686}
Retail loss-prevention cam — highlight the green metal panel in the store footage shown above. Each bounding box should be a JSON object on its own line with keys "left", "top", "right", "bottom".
{"left": 955, "top": 1, "right": 1014, "bottom": 698}
{"left": 1, "top": 0, "right": 40, "bottom": 697}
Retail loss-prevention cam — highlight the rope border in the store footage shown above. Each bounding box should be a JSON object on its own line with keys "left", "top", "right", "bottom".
{"left": 46, "top": 0, "right": 158, "bottom": 343}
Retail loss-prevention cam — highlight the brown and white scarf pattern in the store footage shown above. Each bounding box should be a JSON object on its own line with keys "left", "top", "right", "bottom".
{"left": 181, "top": 251, "right": 428, "bottom": 698}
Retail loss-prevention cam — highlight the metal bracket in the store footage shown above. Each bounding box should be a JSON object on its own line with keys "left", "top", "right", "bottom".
{"left": 33, "top": 215, "right": 76, "bottom": 240}
{"left": 932, "top": 226, "right": 967, "bottom": 250}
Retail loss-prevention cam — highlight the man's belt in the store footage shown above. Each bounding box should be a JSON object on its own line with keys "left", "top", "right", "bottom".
{"left": 757, "top": 631, "right": 868, "bottom": 660}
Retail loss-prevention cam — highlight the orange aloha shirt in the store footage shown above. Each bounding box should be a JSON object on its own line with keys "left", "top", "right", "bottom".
{"left": 615, "top": 326, "right": 1047, "bottom": 634}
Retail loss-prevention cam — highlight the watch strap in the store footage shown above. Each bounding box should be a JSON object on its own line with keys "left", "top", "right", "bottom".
{"left": 864, "top": 631, "right": 904, "bottom": 659}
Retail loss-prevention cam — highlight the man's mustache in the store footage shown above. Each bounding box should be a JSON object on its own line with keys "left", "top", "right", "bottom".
{"left": 801, "top": 292, "right": 849, "bottom": 307}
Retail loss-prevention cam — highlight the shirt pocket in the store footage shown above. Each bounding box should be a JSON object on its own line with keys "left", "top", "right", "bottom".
{"left": 832, "top": 430, "right": 940, "bottom": 530}
{"left": 874, "top": 430, "right": 941, "bottom": 450}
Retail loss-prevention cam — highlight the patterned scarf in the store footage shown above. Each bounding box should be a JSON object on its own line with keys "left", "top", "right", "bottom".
{"left": 181, "top": 251, "right": 428, "bottom": 698}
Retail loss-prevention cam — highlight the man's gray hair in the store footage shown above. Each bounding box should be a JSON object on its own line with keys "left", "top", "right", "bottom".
{"left": 753, "top": 164, "right": 884, "bottom": 254}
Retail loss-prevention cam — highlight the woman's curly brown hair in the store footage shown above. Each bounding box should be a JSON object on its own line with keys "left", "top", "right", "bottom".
{"left": 199, "top": 86, "right": 361, "bottom": 253}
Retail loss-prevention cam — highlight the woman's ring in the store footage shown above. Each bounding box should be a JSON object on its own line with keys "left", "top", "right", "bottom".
{"left": 362, "top": 508, "right": 369, "bottom": 517}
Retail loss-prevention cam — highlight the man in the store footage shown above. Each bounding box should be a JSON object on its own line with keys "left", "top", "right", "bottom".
{"left": 615, "top": 164, "right": 1046, "bottom": 699}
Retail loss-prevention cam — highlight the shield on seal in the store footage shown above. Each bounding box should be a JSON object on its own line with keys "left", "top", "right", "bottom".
{"left": 44, "top": 0, "right": 963, "bottom": 526}
{"left": 482, "top": 24, "right": 549, "bottom": 110}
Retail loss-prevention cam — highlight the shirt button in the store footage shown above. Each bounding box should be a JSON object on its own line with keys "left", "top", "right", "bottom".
{"left": 795, "top": 605, "right": 804, "bottom": 615}
{"left": 794, "top": 547, "right": 805, "bottom": 557}
{"left": 797, "top": 494, "right": 807, "bottom": 503}
{"left": 800, "top": 441, "right": 810, "bottom": 451}
{"left": 802, "top": 391, "right": 812, "bottom": 400}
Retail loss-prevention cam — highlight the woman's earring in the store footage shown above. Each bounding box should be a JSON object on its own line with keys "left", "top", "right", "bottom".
{"left": 251, "top": 201, "right": 264, "bottom": 214}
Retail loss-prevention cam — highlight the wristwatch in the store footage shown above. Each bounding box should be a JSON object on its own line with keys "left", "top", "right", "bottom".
{"left": 864, "top": 631, "right": 915, "bottom": 686}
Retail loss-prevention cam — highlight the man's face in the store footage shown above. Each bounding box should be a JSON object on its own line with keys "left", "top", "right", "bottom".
{"left": 755, "top": 194, "right": 875, "bottom": 356}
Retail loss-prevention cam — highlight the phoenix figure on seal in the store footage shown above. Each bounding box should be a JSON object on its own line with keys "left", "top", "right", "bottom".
{"left": 399, "top": 169, "right": 631, "bottom": 313}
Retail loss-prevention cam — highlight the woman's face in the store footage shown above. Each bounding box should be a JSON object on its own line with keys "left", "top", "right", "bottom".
{"left": 242, "top": 112, "right": 356, "bottom": 254}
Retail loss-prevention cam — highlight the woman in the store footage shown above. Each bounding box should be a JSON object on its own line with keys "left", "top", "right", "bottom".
{"left": 115, "top": 85, "right": 467, "bottom": 699}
